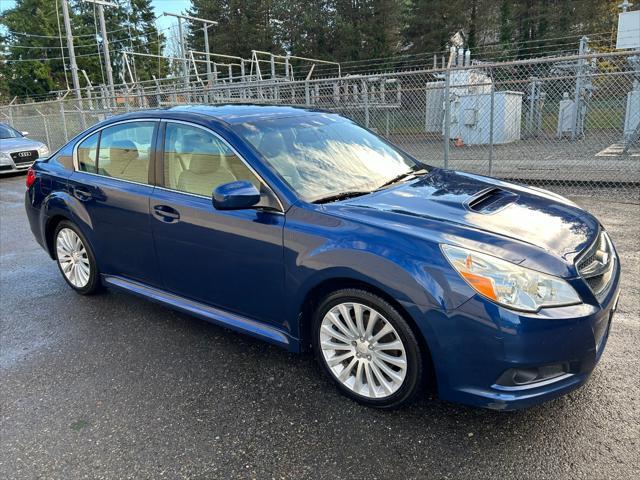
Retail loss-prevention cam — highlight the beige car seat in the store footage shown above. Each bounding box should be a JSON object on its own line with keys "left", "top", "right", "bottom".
{"left": 177, "top": 150, "right": 237, "bottom": 197}
{"left": 102, "top": 140, "right": 148, "bottom": 182}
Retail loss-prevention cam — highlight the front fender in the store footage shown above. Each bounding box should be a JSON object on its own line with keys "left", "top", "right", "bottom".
{"left": 283, "top": 205, "right": 479, "bottom": 340}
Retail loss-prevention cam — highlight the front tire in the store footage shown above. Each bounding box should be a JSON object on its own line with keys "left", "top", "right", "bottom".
{"left": 312, "top": 288, "right": 423, "bottom": 409}
{"left": 54, "top": 220, "right": 101, "bottom": 295}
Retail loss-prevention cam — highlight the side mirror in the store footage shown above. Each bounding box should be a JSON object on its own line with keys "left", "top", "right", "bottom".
{"left": 212, "top": 180, "right": 261, "bottom": 210}
{"left": 21, "top": 131, "right": 29, "bottom": 137}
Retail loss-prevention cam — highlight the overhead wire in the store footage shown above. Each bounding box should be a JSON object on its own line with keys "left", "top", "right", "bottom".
{"left": 1, "top": 26, "right": 174, "bottom": 51}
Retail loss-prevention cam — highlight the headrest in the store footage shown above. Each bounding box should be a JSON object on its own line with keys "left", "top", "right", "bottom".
{"left": 180, "top": 133, "right": 204, "bottom": 154}
{"left": 109, "top": 140, "right": 138, "bottom": 162}
{"left": 258, "top": 130, "right": 287, "bottom": 158}
{"left": 294, "top": 128, "right": 323, "bottom": 147}
{"left": 188, "top": 152, "right": 220, "bottom": 174}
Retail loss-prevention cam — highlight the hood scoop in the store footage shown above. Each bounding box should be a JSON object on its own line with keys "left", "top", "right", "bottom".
{"left": 466, "top": 187, "right": 519, "bottom": 214}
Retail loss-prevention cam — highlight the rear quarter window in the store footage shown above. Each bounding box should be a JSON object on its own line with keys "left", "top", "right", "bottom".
{"left": 46, "top": 143, "right": 74, "bottom": 170}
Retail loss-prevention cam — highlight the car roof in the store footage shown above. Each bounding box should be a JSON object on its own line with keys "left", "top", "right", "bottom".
{"left": 111, "top": 104, "right": 332, "bottom": 125}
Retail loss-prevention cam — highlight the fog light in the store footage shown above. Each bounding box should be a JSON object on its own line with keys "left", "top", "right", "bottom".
{"left": 495, "top": 363, "right": 569, "bottom": 389}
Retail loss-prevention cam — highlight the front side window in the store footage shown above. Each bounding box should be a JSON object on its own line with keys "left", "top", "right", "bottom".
{"left": 96, "top": 122, "right": 155, "bottom": 183}
{"left": 163, "top": 123, "right": 261, "bottom": 197}
{"left": 233, "top": 114, "right": 421, "bottom": 202}
{"left": 77, "top": 132, "right": 99, "bottom": 173}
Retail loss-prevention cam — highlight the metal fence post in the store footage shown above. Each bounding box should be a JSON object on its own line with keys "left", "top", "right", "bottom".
{"left": 572, "top": 36, "right": 588, "bottom": 140}
{"left": 385, "top": 110, "right": 390, "bottom": 136}
{"left": 489, "top": 68, "right": 495, "bottom": 176}
{"left": 59, "top": 100, "right": 69, "bottom": 143}
{"left": 35, "top": 108, "right": 51, "bottom": 148}
{"left": 363, "top": 80, "right": 370, "bottom": 128}
{"left": 443, "top": 71, "right": 450, "bottom": 169}
{"left": 8, "top": 96, "right": 16, "bottom": 127}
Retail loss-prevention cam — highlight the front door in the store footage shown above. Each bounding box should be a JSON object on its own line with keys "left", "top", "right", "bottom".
{"left": 149, "top": 121, "right": 285, "bottom": 326}
{"left": 67, "top": 120, "right": 161, "bottom": 286}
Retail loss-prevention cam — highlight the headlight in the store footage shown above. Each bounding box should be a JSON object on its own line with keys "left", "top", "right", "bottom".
{"left": 441, "top": 244, "right": 581, "bottom": 312}
{"left": 0, "top": 151, "right": 11, "bottom": 165}
{"left": 38, "top": 145, "right": 49, "bottom": 157}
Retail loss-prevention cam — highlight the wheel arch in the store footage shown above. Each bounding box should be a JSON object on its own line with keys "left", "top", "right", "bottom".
{"left": 41, "top": 192, "right": 94, "bottom": 259}
{"left": 44, "top": 214, "right": 70, "bottom": 259}
{"left": 297, "top": 276, "right": 437, "bottom": 388}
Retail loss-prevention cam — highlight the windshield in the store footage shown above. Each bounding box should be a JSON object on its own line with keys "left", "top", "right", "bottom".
{"left": 233, "top": 114, "right": 422, "bottom": 202}
{"left": 0, "top": 124, "right": 22, "bottom": 140}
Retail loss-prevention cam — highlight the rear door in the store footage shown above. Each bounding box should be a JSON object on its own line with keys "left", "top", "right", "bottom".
{"left": 149, "top": 120, "right": 285, "bottom": 326}
{"left": 67, "top": 120, "right": 161, "bottom": 286}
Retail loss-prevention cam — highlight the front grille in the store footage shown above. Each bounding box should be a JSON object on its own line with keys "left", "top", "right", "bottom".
{"left": 10, "top": 150, "right": 38, "bottom": 164}
{"left": 577, "top": 231, "right": 615, "bottom": 300}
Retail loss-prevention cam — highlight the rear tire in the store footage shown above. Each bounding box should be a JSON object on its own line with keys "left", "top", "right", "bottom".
{"left": 312, "top": 288, "right": 423, "bottom": 409}
{"left": 54, "top": 220, "right": 101, "bottom": 295}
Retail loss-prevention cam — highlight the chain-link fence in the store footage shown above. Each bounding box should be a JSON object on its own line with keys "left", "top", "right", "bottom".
{"left": 2, "top": 50, "right": 639, "bottom": 200}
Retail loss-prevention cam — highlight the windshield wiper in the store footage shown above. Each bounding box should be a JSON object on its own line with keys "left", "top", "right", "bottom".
{"left": 375, "top": 165, "right": 430, "bottom": 191}
{"left": 312, "top": 190, "right": 373, "bottom": 204}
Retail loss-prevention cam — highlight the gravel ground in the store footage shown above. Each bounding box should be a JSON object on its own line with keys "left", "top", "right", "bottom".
{"left": 1, "top": 174, "right": 639, "bottom": 479}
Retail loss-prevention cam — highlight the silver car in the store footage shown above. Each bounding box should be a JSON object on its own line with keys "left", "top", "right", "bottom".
{"left": 0, "top": 123, "right": 49, "bottom": 174}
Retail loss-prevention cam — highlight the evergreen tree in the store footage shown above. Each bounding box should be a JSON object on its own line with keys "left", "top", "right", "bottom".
{"left": 0, "top": 0, "right": 625, "bottom": 99}
{"left": 402, "top": 0, "right": 466, "bottom": 55}
{"left": 1, "top": 0, "right": 73, "bottom": 97}
{"left": 187, "top": 0, "right": 279, "bottom": 60}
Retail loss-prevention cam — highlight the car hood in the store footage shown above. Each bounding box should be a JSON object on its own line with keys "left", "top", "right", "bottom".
{"left": 0, "top": 137, "right": 44, "bottom": 151}
{"left": 328, "top": 169, "right": 599, "bottom": 275}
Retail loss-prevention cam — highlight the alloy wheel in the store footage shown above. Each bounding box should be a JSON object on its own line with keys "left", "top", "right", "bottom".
{"left": 56, "top": 228, "right": 91, "bottom": 288}
{"left": 320, "top": 302, "right": 408, "bottom": 399}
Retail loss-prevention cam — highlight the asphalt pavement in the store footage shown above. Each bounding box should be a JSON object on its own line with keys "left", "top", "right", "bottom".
{"left": 1, "top": 174, "right": 639, "bottom": 479}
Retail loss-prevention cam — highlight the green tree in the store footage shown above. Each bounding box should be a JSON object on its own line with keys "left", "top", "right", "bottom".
{"left": 403, "top": 0, "right": 466, "bottom": 54}
{"left": 0, "top": 0, "right": 167, "bottom": 98}
{"left": 187, "top": 0, "right": 279, "bottom": 60}
{"left": 1, "top": 0, "right": 73, "bottom": 97}
{"left": 75, "top": 0, "right": 168, "bottom": 84}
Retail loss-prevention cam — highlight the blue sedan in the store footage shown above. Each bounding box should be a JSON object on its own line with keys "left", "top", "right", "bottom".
{"left": 24, "top": 105, "right": 620, "bottom": 410}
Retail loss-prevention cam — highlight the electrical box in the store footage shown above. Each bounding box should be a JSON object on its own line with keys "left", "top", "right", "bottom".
{"left": 617, "top": 10, "right": 640, "bottom": 49}
{"left": 447, "top": 91, "right": 523, "bottom": 145}
{"left": 425, "top": 81, "right": 445, "bottom": 132}
{"left": 463, "top": 108, "right": 477, "bottom": 126}
{"left": 557, "top": 94, "right": 576, "bottom": 137}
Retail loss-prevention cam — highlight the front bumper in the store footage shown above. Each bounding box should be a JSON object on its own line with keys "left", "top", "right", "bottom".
{"left": 0, "top": 156, "right": 36, "bottom": 174}
{"left": 415, "top": 262, "right": 621, "bottom": 411}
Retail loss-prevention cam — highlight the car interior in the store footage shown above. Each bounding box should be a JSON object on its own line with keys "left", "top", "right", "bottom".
{"left": 164, "top": 126, "right": 260, "bottom": 197}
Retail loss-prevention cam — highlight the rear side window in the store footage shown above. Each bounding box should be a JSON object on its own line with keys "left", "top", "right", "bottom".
{"left": 77, "top": 132, "right": 99, "bottom": 173}
{"left": 97, "top": 122, "right": 155, "bottom": 183}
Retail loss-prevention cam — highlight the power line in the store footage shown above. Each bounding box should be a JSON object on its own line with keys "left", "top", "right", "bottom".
{"left": 1, "top": 51, "right": 107, "bottom": 63}
{"left": 0, "top": 25, "right": 172, "bottom": 50}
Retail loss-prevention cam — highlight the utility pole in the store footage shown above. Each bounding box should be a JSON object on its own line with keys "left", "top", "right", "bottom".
{"left": 98, "top": 3, "right": 114, "bottom": 97}
{"left": 84, "top": 0, "right": 117, "bottom": 100}
{"left": 203, "top": 24, "right": 211, "bottom": 85}
{"left": 163, "top": 12, "right": 218, "bottom": 88}
{"left": 61, "top": 0, "right": 81, "bottom": 99}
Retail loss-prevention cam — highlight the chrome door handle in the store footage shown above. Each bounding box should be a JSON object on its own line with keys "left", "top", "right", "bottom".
{"left": 73, "top": 186, "right": 93, "bottom": 201}
{"left": 153, "top": 205, "right": 181, "bottom": 222}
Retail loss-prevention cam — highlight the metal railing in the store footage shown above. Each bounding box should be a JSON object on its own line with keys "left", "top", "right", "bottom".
{"left": 2, "top": 50, "right": 639, "bottom": 200}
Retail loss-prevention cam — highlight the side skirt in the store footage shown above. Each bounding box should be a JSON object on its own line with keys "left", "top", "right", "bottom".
{"left": 101, "top": 275, "right": 297, "bottom": 351}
